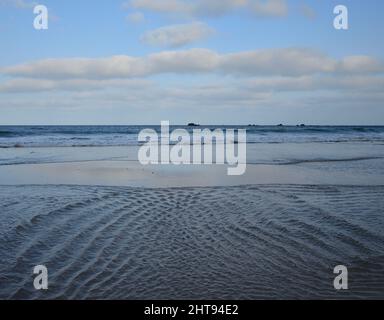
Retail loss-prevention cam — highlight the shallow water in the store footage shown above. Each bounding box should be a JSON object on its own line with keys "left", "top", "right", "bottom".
{"left": 0, "top": 185, "right": 383, "bottom": 300}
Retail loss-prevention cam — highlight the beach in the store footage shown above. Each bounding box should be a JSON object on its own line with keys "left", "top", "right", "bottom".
{"left": 1, "top": 184, "right": 384, "bottom": 299}
{"left": 1, "top": 126, "right": 384, "bottom": 299}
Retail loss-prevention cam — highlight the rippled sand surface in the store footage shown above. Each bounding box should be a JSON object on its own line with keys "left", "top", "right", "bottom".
{"left": 0, "top": 185, "right": 384, "bottom": 299}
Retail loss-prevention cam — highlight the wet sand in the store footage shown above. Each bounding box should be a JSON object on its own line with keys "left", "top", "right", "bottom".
{"left": 1, "top": 143, "right": 384, "bottom": 187}
{"left": 0, "top": 184, "right": 383, "bottom": 299}
{"left": 0, "top": 144, "right": 384, "bottom": 299}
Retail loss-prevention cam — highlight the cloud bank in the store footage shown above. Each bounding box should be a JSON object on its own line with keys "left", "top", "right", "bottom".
{"left": 2, "top": 48, "right": 382, "bottom": 81}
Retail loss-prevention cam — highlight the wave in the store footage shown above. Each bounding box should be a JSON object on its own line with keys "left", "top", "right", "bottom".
{"left": 1, "top": 125, "right": 384, "bottom": 147}
{"left": 0, "top": 130, "right": 18, "bottom": 137}
{"left": 1, "top": 137, "right": 384, "bottom": 148}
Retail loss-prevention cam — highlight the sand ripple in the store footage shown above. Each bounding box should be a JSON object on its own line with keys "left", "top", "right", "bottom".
{"left": 0, "top": 185, "right": 383, "bottom": 299}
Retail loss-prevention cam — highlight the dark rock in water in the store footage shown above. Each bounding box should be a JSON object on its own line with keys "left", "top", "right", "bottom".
{"left": 300, "top": 124, "right": 306, "bottom": 127}
{"left": 188, "top": 123, "right": 200, "bottom": 127}
{"left": 277, "top": 124, "right": 284, "bottom": 127}
{"left": 14, "top": 144, "right": 23, "bottom": 148}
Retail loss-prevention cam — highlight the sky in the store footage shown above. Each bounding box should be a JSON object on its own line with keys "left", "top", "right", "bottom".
{"left": 0, "top": 0, "right": 383, "bottom": 125}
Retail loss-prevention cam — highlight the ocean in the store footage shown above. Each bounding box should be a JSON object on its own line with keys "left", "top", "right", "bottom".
{"left": 1, "top": 125, "right": 384, "bottom": 148}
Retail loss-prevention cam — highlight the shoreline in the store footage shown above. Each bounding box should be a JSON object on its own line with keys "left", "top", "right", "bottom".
{"left": 1, "top": 142, "right": 384, "bottom": 187}
{"left": 1, "top": 158, "right": 384, "bottom": 187}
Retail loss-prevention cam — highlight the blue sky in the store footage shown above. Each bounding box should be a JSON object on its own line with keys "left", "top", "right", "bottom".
{"left": 0, "top": 0, "right": 383, "bottom": 125}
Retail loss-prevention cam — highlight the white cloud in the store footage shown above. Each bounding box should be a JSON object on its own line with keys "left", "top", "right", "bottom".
{"left": 191, "top": 0, "right": 247, "bottom": 17}
{"left": 2, "top": 75, "right": 383, "bottom": 127}
{"left": 2, "top": 74, "right": 383, "bottom": 95}
{"left": 2, "top": 55, "right": 149, "bottom": 79}
{"left": 252, "top": 0, "right": 287, "bottom": 17}
{"left": 127, "top": 0, "right": 191, "bottom": 14}
{"left": 220, "top": 48, "right": 336, "bottom": 76}
{"left": 141, "top": 22, "right": 214, "bottom": 48}
{"left": 246, "top": 75, "right": 384, "bottom": 92}
{"left": 126, "top": 12, "right": 145, "bottom": 23}
{"left": 338, "top": 56, "right": 384, "bottom": 74}
{"left": 0, "top": 78, "right": 151, "bottom": 93}
{"left": 1, "top": 57, "right": 383, "bottom": 125}
{"left": 3, "top": 48, "right": 382, "bottom": 81}
{"left": 0, "top": 0, "right": 36, "bottom": 9}
{"left": 124, "top": 0, "right": 287, "bottom": 18}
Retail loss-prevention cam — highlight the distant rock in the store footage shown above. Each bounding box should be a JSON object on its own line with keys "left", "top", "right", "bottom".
{"left": 188, "top": 123, "right": 200, "bottom": 127}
